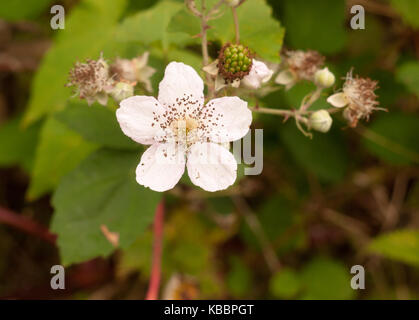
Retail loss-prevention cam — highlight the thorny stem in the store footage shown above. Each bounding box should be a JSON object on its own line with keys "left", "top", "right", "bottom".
{"left": 0, "top": 206, "right": 57, "bottom": 244}
{"left": 145, "top": 200, "right": 165, "bottom": 300}
{"left": 232, "top": 6, "right": 240, "bottom": 44}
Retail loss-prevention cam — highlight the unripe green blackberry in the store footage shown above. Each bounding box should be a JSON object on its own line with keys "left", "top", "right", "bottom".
{"left": 217, "top": 43, "right": 253, "bottom": 84}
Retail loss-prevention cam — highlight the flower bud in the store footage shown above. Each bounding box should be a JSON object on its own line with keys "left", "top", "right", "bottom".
{"left": 309, "top": 110, "right": 333, "bottom": 133}
{"left": 314, "top": 67, "right": 335, "bottom": 88}
{"left": 111, "top": 81, "right": 134, "bottom": 102}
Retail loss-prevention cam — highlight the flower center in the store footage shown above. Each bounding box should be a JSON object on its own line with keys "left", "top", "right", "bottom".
{"left": 170, "top": 117, "right": 199, "bottom": 145}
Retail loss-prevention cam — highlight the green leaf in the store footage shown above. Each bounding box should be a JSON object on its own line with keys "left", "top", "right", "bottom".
{"left": 23, "top": 0, "right": 127, "bottom": 126}
{"left": 51, "top": 148, "right": 161, "bottom": 265}
{"left": 390, "top": 0, "right": 419, "bottom": 29}
{"left": 396, "top": 61, "right": 419, "bottom": 98}
{"left": 226, "top": 256, "right": 253, "bottom": 298}
{"left": 240, "top": 196, "right": 305, "bottom": 255}
{"left": 362, "top": 112, "right": 419, "bottom": 165}
{"left": 27, "top": 117, "right": 97, "bottom": 200}
{"left": 368, "top": 230, "right": 419, "bottom": 267}
{"left": 280, "top": 122, "right": 348, "bottom": 182}
{"left": 279, "top": 0, "right": 346, "bottom": 54}
{"left": 0, "top": 116, "right": 41, "bottom": 172}
{"left": 116, "top": 0, "right": 185, "bottom": 50}
{"left": 55, "top": 102, "right": 138, "bottom": 150}
{"left": 209, "top": 0, "right": 284, "bottom": 62}
{"left": 167, "top": 8, "right": 201, "bottom": 37}
{"left": 270, "top": 268, "right": 301, "bottom": 299}
{"left": 0, "top": 0, "right": 54, "bottom": 21}
{"left": 300, "top": 257, "right": 354, "bottom": 300}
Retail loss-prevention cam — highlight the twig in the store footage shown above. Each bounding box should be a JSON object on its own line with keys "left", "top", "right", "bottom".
{"left": 232, "top": 196, "right": 280, "bottom": 273}
{"left": 0, "top": 206, "right": 57, "bottom": 244}
{"left": 208, "top": 0, "right": 225, "bottom": 17}
{"left": 200, "top": 0, "right": 215, "bottom": 98}
{"left": 145, "top": 199, "right": 165, "bottom": 300}
{"left": 232, "top": 6, "right": 240, "bottom": 44}
{"left": 300, "top": 87, "right": 323, "bottom": 112}
{"left": 249, "top": 106, "right": 295, "bottom": 117}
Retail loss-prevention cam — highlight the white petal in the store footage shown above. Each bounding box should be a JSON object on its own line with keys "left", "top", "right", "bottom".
{"left": 215, "top": 75, "right": 227, "bottom": 91}
{"left": 327, "top": 92, "right": 349, "bottom": 108}
{"left": 242, "top": 59, "right": 274, "bottom": 89}
{"left": 275, "top": 70, "right": 295, "bottom": 86}
{"left": 136, "top": 143, "right": 186, "bottom": 192}
{"left": 231, "top": 79, "right": 241, "bottom": 88}
{"left": 116, "top": 96, "right": 166, "bottom": 145}
{"left": 200, "top": 96, "right": 252, "bottom": 143}
{"left": 135, "top": 51, "right": 149, "bottom": 69}
{"left": 187, "top": 142, "right": 237, "bottom": 192}
{"left": 158, "top": 62, "right": 204, "bottom": 116}
{"left": 203, "top": 60, "right": 219, "bottom": 76}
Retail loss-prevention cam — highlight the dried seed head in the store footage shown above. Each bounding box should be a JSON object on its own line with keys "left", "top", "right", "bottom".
{"left": 217, "top": 43, "right": 253, "bottom": 84}
{"left": 110, "top": 57, "right": 136, "bottom": 82}
{"left": 283, "top": 49, "right": 325, "bottom": 81}
{"left": 342, "top": 71, "right": 380, "bottom": 127}
{"left": 67, "top": 55, "right": 111, "bottom": 105}
{"left": 110, "top": 52, "right": 155, "bottom": 92}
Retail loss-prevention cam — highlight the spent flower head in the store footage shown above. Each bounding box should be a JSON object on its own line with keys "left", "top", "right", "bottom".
{"left": 110, "top": 52, "right": 156, "bottom": 92}
{"left": 276, "top": 50, "right": 325, "bottom": 89}
{"left": 67, "top": 54, "right": 113, "bottom": 106}
{"left": 327, "top": 71, "right": 382, "bottom": 127}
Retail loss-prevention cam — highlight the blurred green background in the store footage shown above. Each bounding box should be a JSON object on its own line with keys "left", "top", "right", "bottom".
{"left": 0, "top": 0, "right": 418, "bottom": 299}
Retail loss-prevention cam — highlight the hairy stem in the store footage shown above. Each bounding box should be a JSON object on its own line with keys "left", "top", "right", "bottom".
{"left": 145, "top": 200, "right": 165, "bottom": 300}
{"left": 200, "top": 0, "right": 215, "bottom": 98}
{"left": 300, "top": 87, "right": 323, "bottom": 112}
{"left": 249, "top": 105, "right": 296, "bottom": 117}
{"left": 232, "top": 6, "right": 240, "bottom": 44}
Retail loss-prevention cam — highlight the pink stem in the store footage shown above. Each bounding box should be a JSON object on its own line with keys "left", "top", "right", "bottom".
{"left": 145, "top": 199, "right": 165, "bottom": 300}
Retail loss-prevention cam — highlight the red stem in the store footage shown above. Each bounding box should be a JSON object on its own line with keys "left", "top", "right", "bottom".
{"left": 145, "top": 199, "right": 165, "bottom": 300}
{"left": 0, "top": 206, "right": 57, "bottom": 244}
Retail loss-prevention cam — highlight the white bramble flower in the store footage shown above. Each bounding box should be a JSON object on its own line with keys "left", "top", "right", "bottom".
{"left": 67, "top": 55, "right": 113, "bottom": 106}
{"left": 275, "top": 50, "right": 325, "bottom": 89}
{"left": 327, "top": 71, "right": 381, "bottom": 127}
{"left": 116, "top": 62, "right": 252, "bottom": 192}
{"left": 309, "top": 110, "right": 333, "bottom": 133}
{"left": 110, "top": 52, "right": 156, "bottom": 92}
